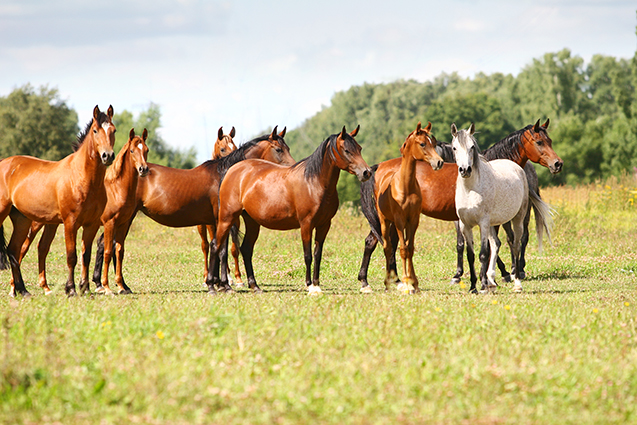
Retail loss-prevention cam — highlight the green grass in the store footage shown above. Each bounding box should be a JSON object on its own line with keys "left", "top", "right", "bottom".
{"left": 1, "top": 182, "right": 637, "bottom": 424}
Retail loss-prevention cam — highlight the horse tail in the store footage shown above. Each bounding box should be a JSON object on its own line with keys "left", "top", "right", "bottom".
{"left": 528, "top": 188, "right": 554, "bottom": 254}
{"left": 360, "top": 164, "right": 383, "bottom": 244}
{"left": 0, "top": 224, "right": 9, "bottom": 270}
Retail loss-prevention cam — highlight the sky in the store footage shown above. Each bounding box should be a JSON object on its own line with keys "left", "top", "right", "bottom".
{"left": 1, "top": 0, "right": 636, "bottom": 162}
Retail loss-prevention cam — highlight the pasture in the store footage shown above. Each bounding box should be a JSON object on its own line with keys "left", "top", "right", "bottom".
{"left": 1, "top": 178, "right": 636, "bottom": 424}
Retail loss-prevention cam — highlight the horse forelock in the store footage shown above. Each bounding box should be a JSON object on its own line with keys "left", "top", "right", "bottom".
{"left": 74, "top": 111, "right": 111, "bottom": 152}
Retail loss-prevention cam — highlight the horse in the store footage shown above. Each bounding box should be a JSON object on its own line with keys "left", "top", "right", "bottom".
{"left": 209, "top": 126, "right": 371, "bottom": 294}
{"left": 0, "top": 105, "right": 116, "bottom": 297}
{"left": 90, "top": 126, "right": 295, "bottom": 293}
{"left": 18, "top": 128, "right": 150, "bottom": 295}
{"left": 451, "top": 123, "right": 552, "bottom": 293}
{"left": 195, "top": 126, "right": 245, "bottom": 287}
{"left": 373, "top": 122, "right": 443, "bottom": 293}
{"left": 358, "top": 119, "right": 562, "bottom": 291}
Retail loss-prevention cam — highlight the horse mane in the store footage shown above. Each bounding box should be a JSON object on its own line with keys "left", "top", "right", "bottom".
{"left": 434, "top": 139, "right": 455, "bottom": 163}
{"left": 483, "top": 124, "right": 538, "bottom": 162}
{"left": 106, "top": 139, "right": 132, "bottom": 181}
{"left": 294, "top": 133, "right": 359, "bottom": 180}
{"left": 73, "top": 111, "right": 111, "bottom": 152}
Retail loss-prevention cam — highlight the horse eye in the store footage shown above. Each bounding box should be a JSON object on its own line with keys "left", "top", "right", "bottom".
{"left": 344, "top": 149, "right": 351, "bottom": 155}
{"left": 93, "top": 129, "right": 97, "bottom": 134}
{"left": 420, "top": 143, "right": 425, "bottom": 147}
{"left": 537, "top": 141, "right": 544, "bottom": 146}
{"left": 276, "top": 148, "right": 283, "bottom": 153}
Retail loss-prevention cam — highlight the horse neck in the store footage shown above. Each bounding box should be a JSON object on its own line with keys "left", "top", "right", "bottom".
{"left": 397, "top": 149, "right": 419, "bottom": 192}
{"left": 108, "top": 149, "right": 138, "bottom": 191}
{"left": 71, "top": 135, "right": 107, "bottom": 184}
{"left": 316, "top": 148, "right": 341, "bottom": 193}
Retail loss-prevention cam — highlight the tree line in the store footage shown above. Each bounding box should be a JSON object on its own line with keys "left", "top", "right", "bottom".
{"left": 0, "top": 84, "right": 196, "bottom": 169}
{"left": 285, "top": 47, "right": 637, "bottom": 204}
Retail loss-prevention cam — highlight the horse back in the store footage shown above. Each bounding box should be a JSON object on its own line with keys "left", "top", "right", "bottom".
{"left": 484, "top": 159, "right": 528, "bottom": 225}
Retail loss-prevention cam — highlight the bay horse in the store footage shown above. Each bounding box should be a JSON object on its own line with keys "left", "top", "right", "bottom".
{"left": 0, "top": 105, "right": 116, "bottom": 297}
{"left": 19, "top": 128, "right": 150, "bottom": 295}
{"left": 90, "top": 126, "right": 295, "bottom": 293}
{"left": 374, "top": 122, "right": 443, "bottom": 293}
{"left": 358, "top": 119, "right": 562, "bottom": 291}
{"left": 209, "top": 126, "right": 371, "bottom": 294}
{"left": 452, "top": 123, "right": 552, "bottom": 293}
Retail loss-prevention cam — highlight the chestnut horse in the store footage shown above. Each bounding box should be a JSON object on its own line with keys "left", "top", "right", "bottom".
{"left": 196, "top": 126, "right": 242, "bottom": 286}
{"left": 19, "top": 128, "right": 150, "bottom": 295}
{"left": 209, "top": 126, "right": 371, "bottom": 294}
{"left": 358, "top": 119, "right": 562, "bottom": 291}
{"left": 374, "top": 122, "right": 443, "bottom": 293}
{"left": 91, "top": 127, "right": 295, "bottom": 293}
{"left": 0, "top": 105, "right": 116, "bottom": 297}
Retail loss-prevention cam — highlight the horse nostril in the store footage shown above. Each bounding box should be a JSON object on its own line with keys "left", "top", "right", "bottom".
{"left": 467, "top": 166, "right": 472, "bottom": 174}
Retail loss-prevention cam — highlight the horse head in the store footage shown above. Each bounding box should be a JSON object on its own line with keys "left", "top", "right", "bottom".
{"left": 522, "top": 119, "right": 563, "bottom": 174}
{"left": 213, "top": 126, "right": 237, "bottom": 160}
{"left": 402, "top": 121, "right": 444, "bottom": 170}
{"left": 128, "top": 128, "right": 150, "bottom": 177}
{"left": 333, "top": 125, "right": 372, "bottom": 182}
{"left": 451, "top": 122, "right": 479, "bottom": 178}
{"left": 261, "top": 126, "right": 295, "bottom": 165}
{"left": 91, "top": 105, "right": 116, "bottom": 166}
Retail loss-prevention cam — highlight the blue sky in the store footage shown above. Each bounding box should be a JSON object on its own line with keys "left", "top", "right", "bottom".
{"left": 1, "top": 0, "right": 635, "bottom": 161}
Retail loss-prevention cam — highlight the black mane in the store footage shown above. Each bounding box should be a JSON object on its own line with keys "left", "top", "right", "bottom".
{"left": 294, "top": 133, "right": 359, "bottom": 180}
{"left": 483, "top": 124, "right": 539, "bottom": 162}
{"left": 73, "top": 111, "right": 110, "bottom": 152}
{"left": 208, "top": 133, "right": 289, "bottom": 179}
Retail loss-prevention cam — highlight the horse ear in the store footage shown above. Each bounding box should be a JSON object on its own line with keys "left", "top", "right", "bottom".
{"left": 468, "top": 123, "right": 475, "bottom": 135}
{"left": 424, "top": 121, "right": 432, "bottom": 133}
{"left": 533, "top": 119, "right": 541, "bottom": 132}
{"left": 93, "top": 105, "right": 100, "bottom": 121}
{"left": 340, "top": 126, "right": 347, "bottom": 139}
{"left": 107, "top": 105, "right": 114, "bottom": 119}
{"left": 450, "top": 123, "right": 458, "bottom": 137}
{"left": 279, "top": 126, "right": 287, "bottom": 138}
{"left": 416, "top": 121, "right": 422, "bottom": 132}
{"left": 142, "top": 128, "right": 148, "bottom": 141}
{"left": 270, "top": 126, "right": 278, "bottom": 139}
{"left": 230, "top": 126, "right": 236, "bottom": 138}
{"left": 349, "top": 124, "right": 360, "bottom": 138}
{"left": 129, "top": 128, "right": 136, "bottom": 140}
{"left": 218, "top": 127, "right": 224, "bottom": 140}
{"left": 542, "top": 118, "right": 550, "bottom": 129}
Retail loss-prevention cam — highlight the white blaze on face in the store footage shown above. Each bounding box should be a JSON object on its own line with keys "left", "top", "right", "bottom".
{"left": 138, "top": 143, "right": 143, "bottom": 151}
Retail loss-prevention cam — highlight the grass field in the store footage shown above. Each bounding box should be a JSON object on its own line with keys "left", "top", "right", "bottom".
{"left": 1, "top": 178, "right": 637, "bottom": 424}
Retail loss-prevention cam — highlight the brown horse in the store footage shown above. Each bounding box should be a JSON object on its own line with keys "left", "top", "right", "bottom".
{"left": 19, "top": 128, "right": 151, "bottom": 295}
{"left": 209, "top": 126, "right": 371, "bottom": 294}
{"left": 91, "top": 126, "right": 295, "bottom": 293}
{"left": 0, "top": 105, "right": 116, "bottom": 297}
{"left": 374, "top": 122, "right": 443, "bottom": 293}
{"left": 358, "top": 119, "right": 563, "bottom": 291}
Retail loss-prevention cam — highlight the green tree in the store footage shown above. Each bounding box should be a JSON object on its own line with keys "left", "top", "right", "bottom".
{"left": 0, "top": 84, "right": 78, "bottom": 160}
{"left": 113, "top": 102, "right": 197, "bottom": 169}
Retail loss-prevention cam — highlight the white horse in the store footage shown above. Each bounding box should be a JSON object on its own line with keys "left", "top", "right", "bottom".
{"left": 451, "top": 123, "right": 552, "bottom": 293}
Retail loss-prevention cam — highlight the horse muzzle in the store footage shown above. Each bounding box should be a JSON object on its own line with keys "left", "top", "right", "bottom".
{"left": 549, "top": 159, "right": 563, "bottom": 174}
{"left": 101, "top": 151, "right": 115, "bottom": 166}
{"left": 458, "top": 166, "right": 472, "bottom": 178}
{"left": 356, "top": 167, "right": 372, "bottom": 182}
{"left": 431, "top": 159, "right": 444, "bottom": 171}
{"left": 139, "top": 166, "right": 150, "bottom": 177}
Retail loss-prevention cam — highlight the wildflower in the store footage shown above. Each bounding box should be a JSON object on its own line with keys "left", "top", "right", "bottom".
{"left": 492, "top": 300, "right": 498, "bottom": 305}
{"left": 435, "top": 307, "right": 442, "bottom": 312}
{"left": 156, "top": 331, "right": 165, "bottom": 339}
{"left": 504, "top": 305, "right": 511, "bottom": 310}
{"left": 592, "top": 308, "right": 599, "bottom": 314}
{"left": 625, "top": 302, "right": 631, "bottom": 307}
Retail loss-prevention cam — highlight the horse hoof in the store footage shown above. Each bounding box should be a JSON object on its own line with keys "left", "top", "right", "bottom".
{"left": 307, "top": 285, "right": 322, "bottom": 295}
{"left": 118, "top": 288, "right": 133, "bottom": 295}
{"left": 469, "top": 288, "right": 478, "bottom": 294}
{"left": 44, "top": 289, "right": 53, "bottom": 296}
{"left": 207, "top": 289, "right": 218, "bottom": 296}
{"left": 519, "top": 271, "right": 526, "bottom": 280}
{"left": 450, "top": 277, "right": 461, "bottom": 285}
{"left": 513, "top": 286, "right": 523, "bottom": 293}
{"left": 252, "top": 287, "right": 263, "bottom": 294}
{"left": 95, "top": 286, "right": 106, "bottom": 294}
{"left": 360, "top": 286, "right": 373, "bottom": 294}
{"left": 502, "top": 274, "right": 512, "bottom": 283}
{"left": 234, "top": 281, "right": 245, "bottom": 288}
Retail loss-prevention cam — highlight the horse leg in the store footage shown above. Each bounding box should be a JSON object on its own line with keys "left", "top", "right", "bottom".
{"left": 509, "top": 215, "right": 525, "bottom": 292}
{"left": 451, "top": 221, "right": 465, "bottom": 284}
{"left": 380, "top": 219, "right": 400, "bottom": 291}
{"left": 6, "top": 212, "right": 33, "bottom": 297}
{"left": 237, "top": 214, "right": 261, "bottom": 293}
{"left": 311, "top": 221, "right": 332, "bottom": 292}
{"left": 299, "top": 221, "right": 320, "bottom": 294}
{"left": 494, "top": 224, "right": 512, "bottom": 283}
{"left": 197, "top": 224, "right": 209, "bottom": 284}
{"left": 518, "top": 205, "right": 532, "bottom": 280}
{"left": 458, "top": 222, "right": 477, "bottom": 293}
{"left": 400, "top": 221, "right": 419, "bottom": 294}
{"left": 92, "top": 232, "right": 105, "bottom": 289}
{"left": 10, "top": 221, "right": 43, "bottom": 291}
{"left": 230, "top": 224, "right": 243, "bottom": 287}
{"left": 35, "top": 224, "right": 58, "bottom": 295}
{"left": 99, "top": 221, "right": 116, "bottom": 295}
{"left": 357, "top": 231, "right": 378, "bottom": 292}
{"left": 78, "top": 223, "right": 100, "bottom": 295}
{"left": 484, "top": 226, "right": 500, "bottom": 293}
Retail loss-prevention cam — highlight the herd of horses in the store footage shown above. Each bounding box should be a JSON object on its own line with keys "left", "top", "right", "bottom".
{"left": 0, "top": 105, "right": 563, "bottom": 297}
